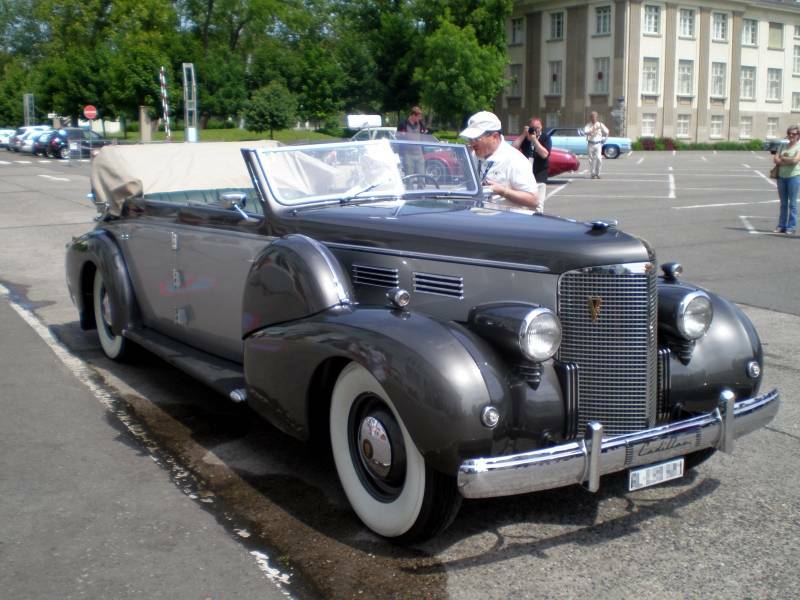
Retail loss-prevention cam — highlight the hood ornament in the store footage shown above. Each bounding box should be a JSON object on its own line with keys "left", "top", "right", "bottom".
{"left": 588, "top": 296, "right": 603, "bottom": 323}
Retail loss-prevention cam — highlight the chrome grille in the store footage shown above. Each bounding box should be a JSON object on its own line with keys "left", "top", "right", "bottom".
{"left": 352, "top": 264, "right": 398, "bottom": 288}
{"left": 557, "top": 262, "right": 657, "bottom": 436}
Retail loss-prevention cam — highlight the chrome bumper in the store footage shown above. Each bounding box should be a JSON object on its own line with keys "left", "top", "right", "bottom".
{"left": 457, "top": 388, "right": 779, "bottom": 499}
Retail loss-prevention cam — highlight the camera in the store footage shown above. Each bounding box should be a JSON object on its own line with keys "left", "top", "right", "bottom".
{"left": 528, "top": 126, "right": 540, "bottom": 135}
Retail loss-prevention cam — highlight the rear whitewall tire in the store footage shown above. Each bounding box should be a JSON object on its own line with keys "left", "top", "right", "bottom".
{"left": 92, "top": 269, "right": 130, "bottom": 361}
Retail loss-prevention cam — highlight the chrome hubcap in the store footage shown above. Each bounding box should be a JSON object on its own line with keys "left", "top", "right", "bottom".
{"left": 358, "top": 415, "right": 392, "bottom": 478}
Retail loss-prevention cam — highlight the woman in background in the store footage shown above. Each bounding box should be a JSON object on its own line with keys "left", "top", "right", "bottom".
{"left": 773, "top": 125, "right": 800, "bottom": 235}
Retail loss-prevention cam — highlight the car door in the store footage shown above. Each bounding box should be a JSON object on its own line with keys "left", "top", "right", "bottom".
{"left": 117, "top": 195, "right": 182, "bottom": 339}
{"left": 171, "top": 190, "right": 272, "bottom": 362}
{"left": 550, "top": 128, "right": 587, "bottom": 155}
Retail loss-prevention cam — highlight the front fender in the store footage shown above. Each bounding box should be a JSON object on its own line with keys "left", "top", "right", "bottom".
{"left": 243, "top": 306, "right": 518, "bottom": 474}
{"left": 659, "top": 280, "right": 762, "bottom": 412}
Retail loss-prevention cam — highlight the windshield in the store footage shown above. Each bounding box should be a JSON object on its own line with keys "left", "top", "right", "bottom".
{"left": 256, "top": 139, "right": 479, "bottom": 206}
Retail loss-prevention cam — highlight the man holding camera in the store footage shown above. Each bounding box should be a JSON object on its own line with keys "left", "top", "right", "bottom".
{"left": 512, "top": 117, "right": 551, "bottom": 183}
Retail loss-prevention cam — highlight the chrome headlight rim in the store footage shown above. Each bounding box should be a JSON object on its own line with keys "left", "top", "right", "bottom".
{"left": 518, "top": 307, "right": 562, "bottom": 362}
{"left": 676, "top": 290, "right": 713, "bottom": 340}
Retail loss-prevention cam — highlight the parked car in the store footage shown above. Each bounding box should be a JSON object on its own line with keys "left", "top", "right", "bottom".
{"left": 48, "top": 127, "right": 111, "bottom": 159}
{"left": 19, "top": 127, "right": 52, "bottom": 154}
{"left": 349, "top": 127, "right": 461, "bottom": 184}
{"left": 506, "top": 135, "right": 580, "bottom": 179}
{"left": 763, "top": 138, "right": 788, "bottom": 153}
{"left": 0, "top": 128, "right": 15, "bottom": 149}
{"left": 8, "top": 125, "right": 50, "bottom": 152}
{"left": 66, "top": 140, "right": 779, "bottom": 542}
{"left": 31, "top": 130, "right": 57, "bottom": 156}
{"left": 547, "top": 126, "right": 632, "bottom": 159}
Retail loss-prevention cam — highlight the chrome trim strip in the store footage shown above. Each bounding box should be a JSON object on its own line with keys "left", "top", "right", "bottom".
{"left": 326, "top": 242, "right": 550, "bottom": 273}
{"left": 457, "top": 388, "right": 779, "bottom": 499}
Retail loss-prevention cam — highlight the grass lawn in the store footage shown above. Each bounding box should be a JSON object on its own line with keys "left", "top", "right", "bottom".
{"left": 110, "top": 127, "right": 466, "bottom": 144}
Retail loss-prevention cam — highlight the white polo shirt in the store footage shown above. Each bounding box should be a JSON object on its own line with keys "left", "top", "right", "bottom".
{"left": 480, "top": 138, "right": 539, "bottom": 212}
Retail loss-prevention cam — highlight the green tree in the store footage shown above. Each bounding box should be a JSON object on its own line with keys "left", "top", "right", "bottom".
{"left": 413, "top": 18, "right": 507, "bottom": 127}
{"left": 244, "top": 82, "right": 296, "bottom": 138}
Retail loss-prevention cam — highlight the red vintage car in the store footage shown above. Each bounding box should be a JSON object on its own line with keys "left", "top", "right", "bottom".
{"left": 504, "top": 134, "right": 580, "bottom": 180}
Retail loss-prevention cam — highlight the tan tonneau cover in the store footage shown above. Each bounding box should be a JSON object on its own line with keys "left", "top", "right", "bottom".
{"left": 91, "top": 140, "right": 279, "bottom": 217}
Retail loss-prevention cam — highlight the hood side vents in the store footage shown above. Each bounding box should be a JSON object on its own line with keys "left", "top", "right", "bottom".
{"left": 413, "top": 272, "right": 464, "bottom": 299}
{"left": 352, "top": 264, "right": 399, "bottom": 288}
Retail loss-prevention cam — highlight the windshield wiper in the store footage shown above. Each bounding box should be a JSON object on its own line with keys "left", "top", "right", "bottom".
{"left": 340, "top": 179, "right": 397, "bottom": 204}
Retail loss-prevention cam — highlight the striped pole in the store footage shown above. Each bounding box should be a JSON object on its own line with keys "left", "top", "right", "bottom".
{"left": 159, "top": 66, "right": 171, "bottom": 140}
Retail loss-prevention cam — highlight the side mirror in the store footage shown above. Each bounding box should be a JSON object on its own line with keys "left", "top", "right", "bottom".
{"left": 219, "top": 192, "right": 256, "bottom": 221}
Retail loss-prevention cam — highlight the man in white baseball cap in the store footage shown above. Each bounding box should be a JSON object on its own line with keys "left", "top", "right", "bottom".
{"left": 460, "top": 110, "right": 540, "bottom": 212}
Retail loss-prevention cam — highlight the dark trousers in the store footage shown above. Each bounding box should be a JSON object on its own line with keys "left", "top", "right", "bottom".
{"left": 534, "top": 168, "right": 548, "bottom": 183}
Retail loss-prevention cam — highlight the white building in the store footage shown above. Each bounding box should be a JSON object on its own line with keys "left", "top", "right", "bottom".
{"left": 499, "top": 0, "right": 800, "bottom": 142}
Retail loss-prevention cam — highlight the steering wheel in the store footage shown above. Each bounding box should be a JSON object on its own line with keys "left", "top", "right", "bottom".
{"left": 402, "top": 174, "right": 440, "bottom": 189}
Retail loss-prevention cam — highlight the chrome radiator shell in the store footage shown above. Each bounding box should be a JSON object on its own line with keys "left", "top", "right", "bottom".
{"left": 557, "top": 262, "right": 657, "bottom": 436}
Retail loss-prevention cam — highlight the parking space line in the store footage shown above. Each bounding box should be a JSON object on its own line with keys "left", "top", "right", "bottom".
{"left": 636, "top": 157, "right": 644, "bottom": 165}
{"left": 753, "top": 170, "right": 777, "bottom": 187}
{"left": 668, "top": 174, "right": 675, "bottom": 199}
{"left": 38, "top": 174, "right": 71, "bottom": 182}
{"left": 672, "top": 199, "right": 777, "bottom": 209}
{"left": 740, "top": 215, "right": 781, "bottom": 235}
{"left": 546, "top": 183, "right": 568, "bottom": 198}
{"left": 14, "top": 160, "right": 31, "bottom": 164}
{"left": 0, "top": 160, "right": 10, "bottom": 165}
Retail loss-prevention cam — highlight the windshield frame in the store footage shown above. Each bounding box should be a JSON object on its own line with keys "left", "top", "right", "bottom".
{"left": 251, "top": 139, "right": 481, "bottom": 209}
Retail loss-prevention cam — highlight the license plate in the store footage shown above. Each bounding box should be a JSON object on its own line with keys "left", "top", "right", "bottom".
{"left": 69, "top": 142, "right": 78, "bottom": 150}
{"left": 628, "top": 457, "right": 684, "bottom": 491}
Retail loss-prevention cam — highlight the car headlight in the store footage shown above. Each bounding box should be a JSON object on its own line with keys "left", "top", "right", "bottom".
{"left": 468, "top": 303, "right": 562, "bottom": 363}
{"left": 677, "top": 291, "right": 713, "bottom": 340}
{"left": 519, "top": 308, "right": 562, "bottom": 361}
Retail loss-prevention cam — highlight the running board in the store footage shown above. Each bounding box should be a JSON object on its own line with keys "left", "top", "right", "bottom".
{"left": 123, "top": 328, "right": 245, "bottom": 400}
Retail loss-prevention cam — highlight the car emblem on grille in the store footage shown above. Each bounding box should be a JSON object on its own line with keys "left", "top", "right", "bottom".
{"left": 587, "top": 296, "right": 603, "bottom": 323}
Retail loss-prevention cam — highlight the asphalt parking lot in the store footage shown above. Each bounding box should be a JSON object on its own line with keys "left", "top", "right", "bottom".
{"left": 545, "top": 149, "right": 799, "bottom": 316}
{"left": 0, "top": 148, "right": 798, "bottom": 599}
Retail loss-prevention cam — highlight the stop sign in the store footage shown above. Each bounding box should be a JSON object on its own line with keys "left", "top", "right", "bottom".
{"left": 83, "top": 105, "right": 98, "bottom": 120}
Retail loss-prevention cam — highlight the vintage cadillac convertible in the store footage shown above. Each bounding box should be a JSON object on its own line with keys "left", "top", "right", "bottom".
{"left": 66, "top": 139, "right": 779, "bottom": 542}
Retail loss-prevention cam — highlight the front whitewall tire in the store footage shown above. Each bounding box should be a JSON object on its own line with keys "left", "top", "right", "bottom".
{"left": 330, "top": 362, "right": 427, "bottom": 538}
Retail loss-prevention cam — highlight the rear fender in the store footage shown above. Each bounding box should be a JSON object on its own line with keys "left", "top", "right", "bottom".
{"left": 65, "top": 229, "right": 139, "bottom": 335}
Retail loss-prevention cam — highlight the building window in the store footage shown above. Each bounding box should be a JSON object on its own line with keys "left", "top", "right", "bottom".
{"left": 679, "top": 8, "right": 695, "bottom": 38}
{"left": 739, "top": 116, "right": 753, "bottom": 138}
{"left": 769, "top": 23, "right": 784, "bottom": 49}
{"left": 508, "top": 114, "right": 520, "bottom": 133}
{"left": 795, "top": 25, "right": 800, "bottom": 39}
{"left": 596, "top": 6, "right": 611, "bottom": 35}
{"left": 644, "top": 5, "right": 660, "bottom": 35}
{"left": 641, "top": 113, "right": 656, "bottom": 137}
{"left": 677, "top": 114, "right": 690, "bottom": 137}
{"left": 712, "top": 13, "right": 728, "bottom": 42}
{"left": 550, "top": 12, "right": 564, "bottom": 40}
{"left": 742, "top": 19, "right": 758, "bottom": 46}
{"left": 678, "top": 60, "right": 694, "bottom": 96}
{"left": 511, "top": 17, "right": 524, "bottom": 45}
{"left": 767, "top": 68, "right": 783, "bottom": 101}
{"left": 711, "top": 62, "right": 727, "bottom": 98}
{"left": 793, "top": 92, "right": 800, "bottom": 112}
{"left": 642, "top": 57, "right": 659, "bottom": 94}
{"left": 546, "top": 112, "right": 560, "bottom": 128}
{"left": 508, "top": 64, "right": 522, "bottom": 97}
{"left": 767, "top": 117, "right": 779, "bottom": 138}
{"left": 740, "top": 66, "right": 756, "bottom": 100}
{"left": 594, "top": 57, "right": 610, "bottom": 93}
{"left": 794, "top": 46, "right": 800, "bottom": 75}
{"left": 710, "top": 115, "right": 724, "bottom": 138}
{"left": 549, "top": 61, "right": 562, "bottom": 95}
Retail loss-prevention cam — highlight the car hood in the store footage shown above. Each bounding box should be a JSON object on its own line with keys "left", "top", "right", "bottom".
{"left": 278, "top": 200, "right": 652, "bottom": 274}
